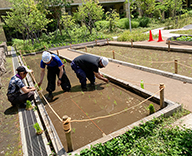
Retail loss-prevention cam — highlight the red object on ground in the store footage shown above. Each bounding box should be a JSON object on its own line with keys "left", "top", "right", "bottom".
{"left": 148, "top": 30, "right": 154, "bottom": 42}
{"left": 157, "top": 29, "right": 164, "bottom": 42}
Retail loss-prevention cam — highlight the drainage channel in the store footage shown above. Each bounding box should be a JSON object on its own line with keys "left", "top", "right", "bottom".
{"left": 11, "top": 47, "right": 56, "bottom": 156}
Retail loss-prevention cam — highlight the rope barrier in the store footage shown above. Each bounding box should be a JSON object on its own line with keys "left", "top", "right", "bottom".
{"left": 177, "top": 62, "right": 192, "bottom": 70}
{"left": 70, "top": 87, "right": 164, "bottom": 123}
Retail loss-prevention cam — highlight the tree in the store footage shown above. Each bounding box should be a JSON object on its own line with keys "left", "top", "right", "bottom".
{"left": 106, "top": 9, "right": 120, "bottom": 32}
{"left": 76, "top": 0, "right": 104, "bottom": 35}
{"left": 37, "top": 0, "right": 73, "bottom": 36}
{"left": 135, "top": 0, "right": 156, "bottom": 16}
{"left": 156, "top": 0, "right": 184, "bottom": 20}
{"left": 3, "top": 0, "right": 51, "bottom": 44}
{"left": 60, "top": 12, "right": 75, "bottom": 39}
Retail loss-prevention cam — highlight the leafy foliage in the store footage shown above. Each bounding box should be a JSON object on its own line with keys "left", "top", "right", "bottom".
{"left": 60, "top": 12, "right": 76, "bottom": 39}
{"left": 33, "top": 122, "right": 42, "bottom": 133}
{"left": 3, "top": 0, "right": 51, "bottom": 44}
{"left": 78, "top": 111, "right": 192, "bottom": 156}
{"left": 117, "top": 29, "right": 149, "bottom": 42}
{"left": 139, "top": 17, "right": 150, "bottom": 27}
{"left": 117, "top": 18, "right": 139, "bottom": 29}
{"left": 148, "top": 103, "right": 155, "bottom": 114}
{"left": 26, "top": 100, "right": 33, "bottom": 110}
{"left": 135, "top": 0, "right": 156, "bottom": 16}
{"left": 106, "top": 9, "right": 120, "bottom": 32}
{"left": 75, "top": 0, "right": 104, "bottom": 34}
{"left": 176, "top": 36, "right": 192, "bottom": 41}
{"left": 95, "top": 21, "right": 109, "bottom": 31}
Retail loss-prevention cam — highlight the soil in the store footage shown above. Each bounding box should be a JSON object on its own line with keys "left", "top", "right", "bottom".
{"left": 80, "top": 45, "right": 192, "bottom": 78}
{"left": 0, "top": 57, "right": 22, "bottom": 156}
{"left": 25, "top": 54, "right": 160, "bottom": 151}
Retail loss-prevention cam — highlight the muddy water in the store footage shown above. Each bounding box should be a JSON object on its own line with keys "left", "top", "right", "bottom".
{"left": 25, "top": 54, "right": 160, "bottom": 151}
{"left": 80, "top": 45, "right": 192, "bottom": 78}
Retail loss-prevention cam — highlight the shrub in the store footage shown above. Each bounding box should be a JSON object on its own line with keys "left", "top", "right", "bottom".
{"left": 117, "top": 18, "right": 139, "bottom": 29}
{"left": 153, "top": 9, "right": 161, "bottom": 19}
{"left": 187, "top": 10, "right": 192, "bottom": 16}
{"left": 139, "top": 17, "right": 150, "bottom": 27}
{"left": 117, "top": 18, "right": 128, "bottom": 29}
{"left": 95, "top": 20, "right": 109, "bottom": 31}
{"left": 117, "top": 30, "right": 149, "bottom": 42}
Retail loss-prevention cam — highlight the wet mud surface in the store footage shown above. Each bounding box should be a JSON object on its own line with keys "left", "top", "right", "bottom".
{"left": 25, "top": 54, "right": 160, "bottom": 151}
{"left": 80, "top": 45, "right": 192, "bottom": 78}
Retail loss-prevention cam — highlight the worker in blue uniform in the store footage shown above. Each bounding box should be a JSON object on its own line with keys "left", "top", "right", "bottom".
{"left": 38, "top": 51, "right": 71, "bottom": 101}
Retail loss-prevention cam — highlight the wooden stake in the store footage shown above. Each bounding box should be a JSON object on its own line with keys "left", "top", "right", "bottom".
{"left": 112, "top": 50, "right": 115, "bottom": 59}
{"left": 159, "top": 83, "right": 165, "bottom": 109}
{"left": 85, "top": 46, "right": 87, "bottom": 52}
{"left": 70, "top": 44, "right": 72, "bottom": 49}
{"left": 175, "top": 60, "right": 178, "bottom": 74}
{"left": 57, "top": 50, "right": 59, "bottom": 57}
{"left": 95, "top": 39, "right": 97, "bottom": 45}
{"left": 131, "top": 39, "right": 133, "bottom": 48}
{"left": 63, "top": 115, "right": 73, "bottom": 152}
{"left": 107, "top": 38, "right": 109, "bottom": 44}
{"left": 168, "top": 40, "right": 170, "bottom": 52}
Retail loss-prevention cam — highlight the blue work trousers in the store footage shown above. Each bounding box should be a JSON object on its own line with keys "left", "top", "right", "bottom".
{"left": 71, "top": 61, "right": 95, "bottom": 88}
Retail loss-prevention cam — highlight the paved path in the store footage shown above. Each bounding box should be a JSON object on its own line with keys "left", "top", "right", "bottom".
{"left": 146, "top": 24, "right": 192, "bottom": 38}
{"left": 51, "top": 28, "right": 192, "bottom": 129}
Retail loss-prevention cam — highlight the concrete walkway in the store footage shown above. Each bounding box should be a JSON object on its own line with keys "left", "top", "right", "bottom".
{"left": 51, "top": 35, "right": 192, "bottom": 129}
{"left": 146, "top": 24, "right": 192, "bottom": 38}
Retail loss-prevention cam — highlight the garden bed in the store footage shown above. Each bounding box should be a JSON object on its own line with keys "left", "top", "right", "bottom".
{"left": 24, "top": 53, "right": 166, "bottom": 151}
{"left": 166, "top": 35, "right": 192, "bottom": 46}
{"left": 77, "top": 45, "right": 192, "bottom": 79}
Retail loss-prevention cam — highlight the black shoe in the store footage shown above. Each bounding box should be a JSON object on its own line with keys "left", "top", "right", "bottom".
{"left": 81, "top": 86, "right": 87, "bottom": 91}
{"left": 64, "top": 86, "right": 71, "bottom": 92}
{"left": 90, "top": 82, "right": 95, "bottom": 87}
{"left": 46, "top": 94, "right": 53, "bottom": 102}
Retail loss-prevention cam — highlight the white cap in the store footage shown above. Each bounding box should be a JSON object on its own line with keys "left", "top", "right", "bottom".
{"left": 42, "top": 51, "right": 52, "bottom": 63}
{"left": 100, "top": 57, "right": 109, "bottom": 67}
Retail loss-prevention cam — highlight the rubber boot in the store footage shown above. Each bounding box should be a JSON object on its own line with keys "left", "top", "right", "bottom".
{"left": 46, "top": 92, "right": 53, "bottom": 102}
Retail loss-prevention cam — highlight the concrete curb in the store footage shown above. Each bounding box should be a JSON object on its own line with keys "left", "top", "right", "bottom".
{"left": 109, "top": 41, "right": 192, "bottom": 53}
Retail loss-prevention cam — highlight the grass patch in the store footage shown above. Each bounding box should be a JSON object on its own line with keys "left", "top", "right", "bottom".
{"left": 170, "top": 29, "right": 192, "bottom": 34}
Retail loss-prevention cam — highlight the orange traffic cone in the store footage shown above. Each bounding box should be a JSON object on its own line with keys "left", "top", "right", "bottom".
{"left": 148, "top": 30, "right": 154, "bottom": 42}
{"left": 157, "top": 30, "right": 164, "bottom": 42}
